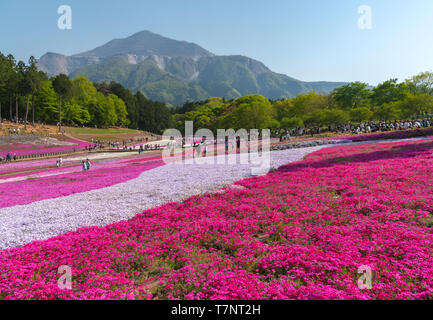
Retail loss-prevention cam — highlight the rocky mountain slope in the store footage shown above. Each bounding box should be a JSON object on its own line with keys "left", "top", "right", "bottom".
{"left": 38, "top": 30, "right": 346, "bottom": 106}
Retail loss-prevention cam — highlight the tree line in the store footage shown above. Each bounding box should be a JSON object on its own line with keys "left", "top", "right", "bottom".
{"left": 2, "top": 51, "right": 432, "bottom": 135}
{"left": 172, "top": 72, "right": 433, "bottom": 133}
{"left": 0, "top": 52, "right": 173, "bottom": 133}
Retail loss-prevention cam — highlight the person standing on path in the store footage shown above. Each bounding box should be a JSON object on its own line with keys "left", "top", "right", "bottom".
{"left": 225, "top": 137, "right": 229, "bottom": 154}
{"left": 236, "top": 137, "right": 241, "bottom": 153}
{"left": 85, "top": 159, "right": 91, "bottom": 171}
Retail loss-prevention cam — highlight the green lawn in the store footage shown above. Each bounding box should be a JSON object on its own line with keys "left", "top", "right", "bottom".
{"left": 66, "top": 127, "right": 138, "bottom": 135}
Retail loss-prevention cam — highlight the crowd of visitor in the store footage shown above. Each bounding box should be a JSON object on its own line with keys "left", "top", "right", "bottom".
{"left": 82, "top": 159, "right": 91, "bottom": 171}
{"left": 330, "top": 118, "right": 433, "bottom": 135}
{"left": 85, "top": 144, "right": 103, "bottom": 151}
{"left": 56, "top": 157, "right": 63, "bottom": 167}
{"left": 7, "top": 128, "right": 21, "bottom": 135}
{"left": 0, "top": 153, "right": 17, "bottom": 163}
{"left": 278, "top": 118, "right": 433, "bottom": 141}
{"left": 3, "top": 117, "right": 433, "bottom": 163}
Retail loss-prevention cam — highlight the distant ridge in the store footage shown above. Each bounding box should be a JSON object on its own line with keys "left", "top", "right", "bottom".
{"left": 38, "top": 30, "right": 347, "bottom": 106}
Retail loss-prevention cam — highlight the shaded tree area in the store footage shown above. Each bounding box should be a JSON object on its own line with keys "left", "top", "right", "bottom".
{"left": 99, "top": 81, "right": 173, "bottom": 133}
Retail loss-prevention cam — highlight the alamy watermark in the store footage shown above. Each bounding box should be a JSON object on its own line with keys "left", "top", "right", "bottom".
{"left": 58, "top": 5, "right": 72, "bottom": 30}
{"left": 358, "top": 5, "right": 372, "bottom": 30}
{"left": 57, "top": 265, "right": 72, "bottom": 290}
{"left": 357, "top": 265, "right": 373, "bottom": 290}
{"left": 162, "top": 121, "right": 271, "bottom": 176}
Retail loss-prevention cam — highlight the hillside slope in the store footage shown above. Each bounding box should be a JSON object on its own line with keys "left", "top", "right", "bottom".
{"left": 39, "top": 30, "right": 347, "bottom": 106}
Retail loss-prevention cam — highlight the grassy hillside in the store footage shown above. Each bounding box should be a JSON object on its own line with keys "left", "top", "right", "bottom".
{"left": 65, "top": 126, "right": 158, "bottom": 142}
{"left": 70, "top": 55, "right": 346, "bottom": 107}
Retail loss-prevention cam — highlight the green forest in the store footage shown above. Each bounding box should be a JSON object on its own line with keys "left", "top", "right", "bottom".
{"left": 172, "top": 73, "right": 433, "bottom": 133}
{"left": 0, "top": 52, "right": 173, "bottom": 133}
{"left": 2, "top": 52, "right": 433, "bottom": 135}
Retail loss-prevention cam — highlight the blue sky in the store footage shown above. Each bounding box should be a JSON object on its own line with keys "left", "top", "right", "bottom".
{"left": 1, "top": 0, "right": 433, "bottom": 85}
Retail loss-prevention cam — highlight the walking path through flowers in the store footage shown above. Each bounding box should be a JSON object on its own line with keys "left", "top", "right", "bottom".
{"left": 0, "top": 152, "right": 141, "bottom": 184}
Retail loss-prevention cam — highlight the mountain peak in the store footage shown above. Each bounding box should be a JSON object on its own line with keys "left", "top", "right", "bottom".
{"left": 72, "top": 30, "right": 214, "bottom": 61}
{"left": 38, "top": 30, "right": 215, "bottom": 77}
{"left": 128, "top": 30, "right": 162, "bottom": 39}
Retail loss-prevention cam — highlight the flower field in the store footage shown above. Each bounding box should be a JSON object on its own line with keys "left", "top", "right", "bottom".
{"left": 0, "top": 156, "right": 164, "bottom": 209}
{"left": 334, "top": 127, "right": 433, "bottom": 142}
{"left": 0, "top": 147, "right": 323, "bottom": 250}
{"left": 0, "top": 137, "right": 92, "bottom": 157}
{"left": 1, "top": 138, "right": 433, "bottom": 300}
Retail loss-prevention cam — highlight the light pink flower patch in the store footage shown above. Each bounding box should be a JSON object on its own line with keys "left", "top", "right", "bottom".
{"left": 0, "top": 157, "right": 164, "bottom": 208}
{"left": 0, "top": 139, "right": 92, "bottom": 157}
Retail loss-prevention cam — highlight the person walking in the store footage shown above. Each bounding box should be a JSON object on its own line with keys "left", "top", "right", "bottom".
{"left": 236, "top": 137, "right": 241, "bottom": 153}
{"left": 85, "top": 159, "right": 91, "bottom": 171}
{"left": 225, "top": 137, "right": 229, "bottom": 154}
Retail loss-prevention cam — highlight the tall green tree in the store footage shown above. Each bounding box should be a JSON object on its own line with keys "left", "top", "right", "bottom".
{"left": 371, "top": 79, "right": 408, "bottom": 106}
{"left": 399, "top": 93, "right": 433, "bottom": 118}
{"left": 220, "top": 95, "right": 274, "bottom": 130}
{"left": 406, "top": 71, "right": 433, "bottom": 95}
{"left": 28, "top": 57, "right": 44, "bottom": 126}
{"left": 34, "top": 81, "right": 58, "bottom": 123}
{"left": 0, "top": 53, "right": 10, "bottom": 123}
{"left": 280, "top": 117, "right": 304, "bottom": 129}
{"left": 5, "top": 54, "right": 17, "bottom": 121}
{"left": 373, "top": 102, "right": 402, "bottom": 121}
{"left": 332, "top": 82, "right": 371, "bottom": 110}
{"left": 108, "top": 94, "right": 128, "bottom": 126}
{"left": 15, "top": 60, "right": 28, "bottom": 124}
{"left": 322, "top": 109, "right": 350, "bottom": 126}
{"left": 18, "top": 65, "right": 33, "bottom": 130}
{"left": 350, "top": 107, "right": 373, "bottom": 122}
{"left": 109, "top": 82, "right": 138, "bottom": 128}
{"left": 52, "top": 74, "right": 72, "bottom": 131}
{"left": 21, "top": 57, "right": 43, "bottom": 129}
